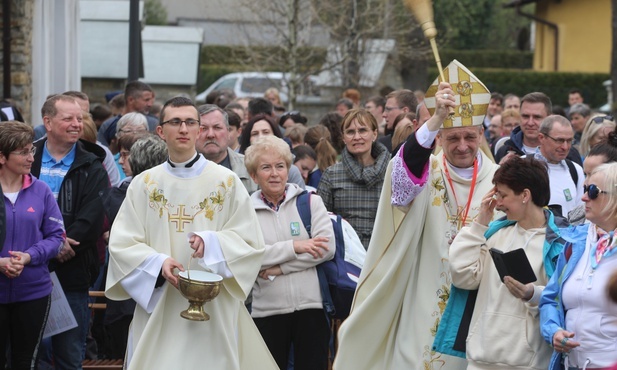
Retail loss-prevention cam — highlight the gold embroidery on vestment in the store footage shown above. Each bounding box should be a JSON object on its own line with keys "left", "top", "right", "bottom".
{"left": 143, "top": 174, "right": 236, "bottom": 230}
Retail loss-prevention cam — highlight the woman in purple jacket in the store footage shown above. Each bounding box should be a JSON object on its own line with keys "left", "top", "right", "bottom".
{"left": 0, "top": 121, "right": 65, "bottom": 370}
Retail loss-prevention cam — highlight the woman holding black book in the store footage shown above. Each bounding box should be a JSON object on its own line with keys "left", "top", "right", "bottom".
{"left": 440, "top": 156, "right": 566, "bottom": 369}
{"left": 540, "top": 162, "right": 617, "bottom": 370}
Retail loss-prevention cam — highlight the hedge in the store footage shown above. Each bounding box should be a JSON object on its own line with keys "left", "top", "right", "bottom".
{"left": 428, "top": 67, "right": 610, "bottom": 109}
{"left": 199, "top": 45, "right": 608, "bottom": 109}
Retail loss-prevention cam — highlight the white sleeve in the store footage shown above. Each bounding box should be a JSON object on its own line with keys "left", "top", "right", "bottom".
{"left": 415, "top": 123, "right": 439, "bottom": 149}
{"left": 120, "top": 253, "right": 167, "bottom": 313}
{"left": 188, "top": 231, "right": 233, "bottom": 278}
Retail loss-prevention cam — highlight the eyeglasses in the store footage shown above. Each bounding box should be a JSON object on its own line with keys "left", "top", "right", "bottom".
{"left": 119, "top": 150, "right": 130, "bottom": 159}
{"left": 344, "top": 127, "right": 372, "bottom": 138}
{"left": 160, "top": 118, "right": 200, "bottom": 127}
{"left": 583, "top": 184, "right": 609, "bottom": 200}
{"left": 282, "top": 110, "right": 300, "bottom": 117}
{"left": 591, "top": 115, "right": 614, "bottom": 124}
{"left": 544, "top": 134, "right": 574, "bottom": 146}
{"left": 384, "top": 106, "right": 402, "bottom": 113}
{"left": 11, "top": 147, "right": 36, "bottom": 157}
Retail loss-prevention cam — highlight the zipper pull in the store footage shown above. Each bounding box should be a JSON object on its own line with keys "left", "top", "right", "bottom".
{"left": 587, "top": 270, "right": 594, "bottom": 290}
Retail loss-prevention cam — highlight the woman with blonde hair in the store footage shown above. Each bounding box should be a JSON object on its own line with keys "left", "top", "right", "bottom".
{"left": 81, "top": 114, "right": 121, "bottom": 187}
{"left": 304, "top": 125, "right": 338, "bottom": 188}
{"left": 391, "top": 112, "right": 416, "bottom": 154}
{"left": 264, "top": 87, "right": 282, "bottom": 107}
{"left": 284, "top": 123, "right": 308, "bottom": 148}
{"left": 540, "top": 161, "right": 617, "bottom": 370}
{"left": 579, "top": 114, "right": 616, "bottom": 157}
{"left": 246, "top": 136, "right": 334, "bottom": 370}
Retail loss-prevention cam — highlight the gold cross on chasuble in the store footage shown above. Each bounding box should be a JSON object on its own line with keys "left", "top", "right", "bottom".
{"left": 169, "top": 205, "right": 193, "bottom": 233}
{"left": 446, "top": 206, "right": 468, "bottom": 230}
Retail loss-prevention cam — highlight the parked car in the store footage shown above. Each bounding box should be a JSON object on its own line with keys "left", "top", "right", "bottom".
{"left": 195, "top": 72, "right": 320, "bottom": 104}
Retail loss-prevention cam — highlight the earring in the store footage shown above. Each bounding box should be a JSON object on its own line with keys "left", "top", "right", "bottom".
{"left": 522, "top": 200, "right": 526, "bottom": 204}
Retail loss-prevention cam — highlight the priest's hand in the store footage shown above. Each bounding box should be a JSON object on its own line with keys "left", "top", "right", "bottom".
{"left": 477, "top": 187, "right": 497, "bottom": 226}
{"left": 503, "top": 276, "right": 534, "bottom": 301}
{"left": 189, "top": 234, "right": 204, "bottom": 258}
{"left": 293, "top": 237, "right": 329, "bottom": 259}
{"left": 426, "top": 82, "right": 455, "bottom": 131}
{"left": 162, "top": 257, "right": 184, "bottom": 289}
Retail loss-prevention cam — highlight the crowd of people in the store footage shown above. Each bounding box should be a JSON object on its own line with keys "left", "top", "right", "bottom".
{"left": 0, "top": 71, "right": 616, "bottom": 370}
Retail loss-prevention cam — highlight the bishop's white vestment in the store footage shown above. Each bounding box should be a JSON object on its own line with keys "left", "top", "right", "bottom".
{"left": 334, "top": 136, "right": 499, "bottom": 370}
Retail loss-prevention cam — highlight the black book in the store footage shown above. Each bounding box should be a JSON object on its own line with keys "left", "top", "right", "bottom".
{"left": 489, "top": 248, "right": 537, "bottom": 284}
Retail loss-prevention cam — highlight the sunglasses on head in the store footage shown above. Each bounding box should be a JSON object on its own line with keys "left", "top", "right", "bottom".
{"left": 583, "top": 184, "right": 608, "bottom": 200}
{"left": 591, "top": 115, "right": 614, "bottom": 124}
{"left": 282, "top": 110, "right": 300, "bottom": 117}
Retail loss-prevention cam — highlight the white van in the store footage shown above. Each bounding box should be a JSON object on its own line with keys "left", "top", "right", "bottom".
{"left": 194, "top": 72, "right": 319, "bottom": 103}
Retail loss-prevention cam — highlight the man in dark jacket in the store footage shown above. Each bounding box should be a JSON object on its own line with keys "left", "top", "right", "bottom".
{"left": 32, "top": 95, "right": 109, "bottom": 369}
{"left": 494, "top": 92, "right": 582, "bottom": 165}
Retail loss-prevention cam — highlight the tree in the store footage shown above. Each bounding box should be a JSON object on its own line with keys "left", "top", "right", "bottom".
{"left": 144, "top": 0, "right": 168, "bottom": 26}
{"left": 431, "top": 0, "right": 532, "bottom": 50}
{"left": 226, "top": 0, "right": 424, "bottom": 108}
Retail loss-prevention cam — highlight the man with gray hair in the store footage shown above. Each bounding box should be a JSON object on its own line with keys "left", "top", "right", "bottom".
{"left": 195, "top": 104, "right": 257, "bottom": 194}
{"left": 533, "top": 114, "right": 584, "bottom": 216}
{"left": 112, "top": 112, "right": 149, "bottom": 179}
{"left": 568, "top": 102, "right": 592, "bottom": 148}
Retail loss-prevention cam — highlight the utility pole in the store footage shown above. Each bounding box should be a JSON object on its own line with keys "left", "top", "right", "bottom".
{"left": 128, "top": 0, "right": 140, "bottom": 81}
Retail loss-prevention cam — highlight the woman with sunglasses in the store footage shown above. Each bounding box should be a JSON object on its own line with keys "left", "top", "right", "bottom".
{"left": 568, "top": 127, "right": 617, "bottom": 225}
{"left": 0, "top": 121, "right": 65, "bottom": 370}
{"left": 579, "top": 114, "right": 616, "bottom": 158}
{"left": 540, "top": 161, "right": 617, "bottom": 370}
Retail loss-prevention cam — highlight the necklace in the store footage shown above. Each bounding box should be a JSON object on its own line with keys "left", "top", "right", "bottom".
{"left": 441, "top": 156, "right": 478, "bottom": 241}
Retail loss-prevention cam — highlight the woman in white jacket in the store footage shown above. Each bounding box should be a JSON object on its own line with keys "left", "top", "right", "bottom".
{"left": 245, "top": 136, "right": 335, "bottom": 370}
{"left": 448, "top": 156, "right": 564, "bottom": 369}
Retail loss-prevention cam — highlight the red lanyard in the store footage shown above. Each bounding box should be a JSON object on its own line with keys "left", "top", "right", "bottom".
{"left": 442, "top": 155, "right": 478, "bottom": 226}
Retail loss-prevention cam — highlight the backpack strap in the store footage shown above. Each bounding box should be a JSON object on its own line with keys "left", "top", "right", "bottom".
{"left": 295, "top": 191, "right": 336, "bottom": 317}
{"left": 296, "top": 191, "right": 312, "bottom": 238}
{"left": 565, "top": 159, "right": 578, "bottom": 186}
{"left": 333, "top": 214, "right": 345, "bottom": 260}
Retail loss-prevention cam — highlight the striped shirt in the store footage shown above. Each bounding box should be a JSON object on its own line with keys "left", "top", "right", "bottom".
{"left": 39, "top": 143, "right": 76, "bottom": 200}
